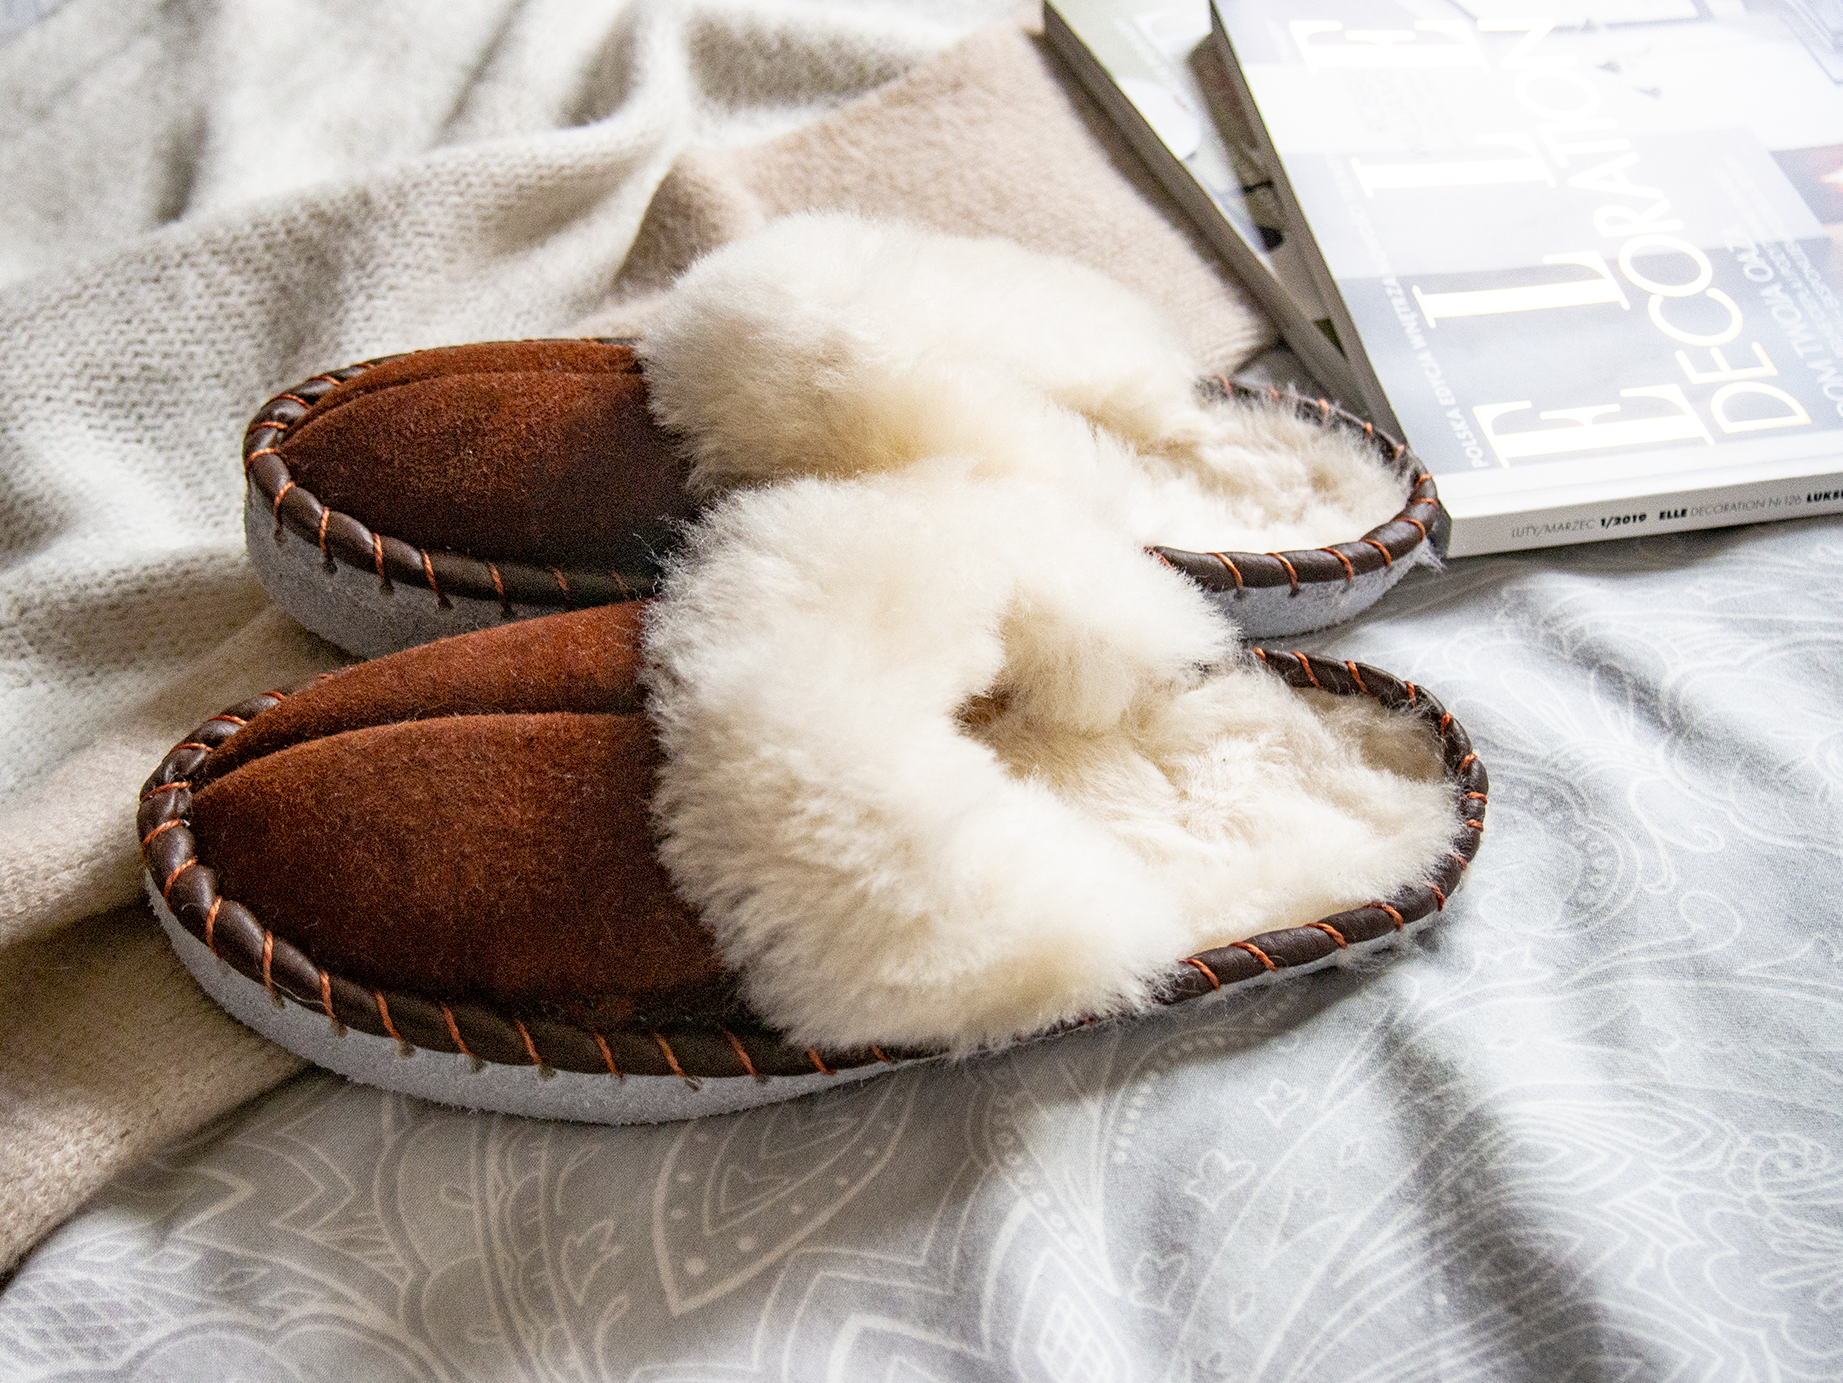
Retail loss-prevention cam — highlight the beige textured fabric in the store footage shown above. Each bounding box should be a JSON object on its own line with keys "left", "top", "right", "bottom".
{"left": 0, "top": 908, "right": 308, "bottom": 1266}
{"left": 0, "top": 3, "right": 1271, "bottom": 1270}
{"left": 588, "top": 22, "right": 1272, "bottom": 369}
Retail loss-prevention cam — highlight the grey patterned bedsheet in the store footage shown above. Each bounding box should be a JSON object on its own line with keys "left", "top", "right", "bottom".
{"left": 3, "top": 517, "right": 1840, "bottom": 1381}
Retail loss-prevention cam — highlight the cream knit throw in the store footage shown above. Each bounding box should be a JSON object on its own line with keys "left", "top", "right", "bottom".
{"left": 0, "top": 0, "right": 1271, "bottom": 1268}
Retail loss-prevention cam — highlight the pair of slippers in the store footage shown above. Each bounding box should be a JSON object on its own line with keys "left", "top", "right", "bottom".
{"left": 142, "top": 215, "right": 1486, "bottom": 1122}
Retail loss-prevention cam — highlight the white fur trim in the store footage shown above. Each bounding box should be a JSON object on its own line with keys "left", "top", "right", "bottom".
{"left": 642, "top": 464, "right": 1459, "bottom": 1054}
{"left": 639, "top": 212, "right": 1408, "bottom": 553}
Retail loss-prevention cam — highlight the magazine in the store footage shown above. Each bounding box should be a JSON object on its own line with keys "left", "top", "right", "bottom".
{"left": 1043, "top": 0, "right": 1365, "bottom": 400}
{"left": 1206, "top": 0, "right": 1843, "bottom": 555}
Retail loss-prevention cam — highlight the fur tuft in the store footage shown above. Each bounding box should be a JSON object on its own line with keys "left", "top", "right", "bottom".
{"left": 642, "top": 464, "right": 1459, "bottom": 1054}
{"left": 639, "top": 212, "right": 1410, "bottom": 551}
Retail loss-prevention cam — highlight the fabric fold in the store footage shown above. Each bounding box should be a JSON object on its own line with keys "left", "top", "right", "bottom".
{"left": 0, "top": 0, "right": 1269, "bottom": 1269}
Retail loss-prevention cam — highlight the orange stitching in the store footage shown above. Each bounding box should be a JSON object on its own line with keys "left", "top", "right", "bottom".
{"left": 203, "top": 897, "right": 221, "bottom": 955}
{"left": 611, "top": 569, "right": 632, "bottom": 600}
{"left": 1465, "top": 819, "right": 1485, "bottom": 830}
{"left": 1439, "top": 713, "right": 1453, "bottom": 734}
{"left": 719, "top": 1027, "right": 758, "bottom": 1077}
{"left": 271, "top": 481, "right": 295, "bottom": 528}
{"left": 1182, "top": 957, "right": 1222, "bottom": 990}
{"left": 1253, "top": 647, "right": 1270, "bottom": 664}
{"left": 1268, "top": 552, "right": 1300, "bottom": 592}
{"left": 1210, "top": 552, "right": 1244, "bottom": 590}
{"left": 261, "top": 689, "right": 290, "bottom": 702}
{"left": 1428, "top": 883, "right": 1447, "bottom": 909}
{"left": 317, "top": 506, "right": 331, "bottom": 560}
{"left": 1308, "top": 921, "right": 1348, "bottom": 948}
{"left": 1464, "top": 791, "right": 1487, "bottom": 801}
{"left": 140, "top": 819, "right": 182, "bottom": 848}
{"left": 1317, "top": 397, "right": 1332, "bottom": 418}
{"left": 1359, "top": 538, "right": 1393, "bottom": 568}
{"left": 274, "top": 393, "right": 312, "bottom": 410}
{"left": 1404, "top": 682, "right": 1418, "bottom": 705}
{"left": 173, "top": 742, "right": 212, "bottom": 754}
{"left": 375, "top": 992, "right": 403, "bottom": 1043}
{"left": 516, "top": 1019, "right": 543, "bottom": 1067}
{"left": 1323, "top": 547, "right": 1356, "bottom": 581}
{"left": 1375, "top": 903, "right": 1405, "bottom": 930}
{"left": 1449, "top": 851, "right": 1469, "bottom": 867}
{"left": 161, "top": 858, "right": 195, "bottom": 901}
{"left": 1458, "top": 753, "right": 1478, "bottom": 771}
{"left": 870, "top": 1045, "right": 894, "bottom": 1065}
{"left": 487, "top": 561, "right": 507, "bottom": 610}
{"left": 1344, "top": 661, "right": 1371, "bottom": 696}
{"left": 207, "top": 714, "right": 247, "bottom": 727}
{"left": 808, "top": 1048, "right": 835, "bottom": 1076}
{"left": 1413, "top": 471, "right": 1432, "bottom": 488}
{"left": 1230, "top": 940, "right": 1277, "bottom": 972}
{"left": 261, "top": 930, "right": 276, "bottom": 996}
{"left": 147, "top": 781, "right": 190, "bottom": 796}
{"left": 1401, "top": 515, "right": 1429, "bottom": 541}
{"left": 1292, "top": 652, "right": 1321, "bottom": 689}
{"left": 244, "top": 445, "right": 281, "bottom": 470}
{"left": 548, "top": 566, "right": 571, "bottom": 605}
{"left": 593, "top": 1031, "right": 622, "bottom": 1077}
{"left": 652, "top": 1031, "right": 690, "bottom": 1081}
{"left": 319, "top": 969, "right": 334, "bottom": 1018}
{"left": 440, "top": 1004, "right": 473, "bottom": 1058}
{"left": 1363, "top": 420, "right": 1375, "bottom": 436}
{"left": 1393, "top": 441, "right": 1407, "bottom": 459}
{"left": 420, "top": 550, "right": 442, "bottom": 601}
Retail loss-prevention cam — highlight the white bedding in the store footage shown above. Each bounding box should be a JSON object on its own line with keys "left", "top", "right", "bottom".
{"left": 8, "top": 516, "right": 1841, "bottom": 1381}
{"left": 3, "top": 1, "right": 1840, "bottom": 1378}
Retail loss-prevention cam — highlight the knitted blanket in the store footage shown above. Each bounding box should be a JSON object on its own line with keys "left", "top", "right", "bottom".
{"left": 0, "top": 0, "right": 1269, "bottom": 1269}
{"left": 7, "top": 10, "right": 1843, "bottom": 1380}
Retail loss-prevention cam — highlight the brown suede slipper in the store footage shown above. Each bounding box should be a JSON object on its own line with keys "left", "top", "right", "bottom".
{"left": 243, "top": 339, "right": 700, "bottom": 658}
{"left": 140, "top": 604, "right": 1487, "bottom": 1123}
{"left": 245, "top": 344, "right": 1447, "bottom": 659}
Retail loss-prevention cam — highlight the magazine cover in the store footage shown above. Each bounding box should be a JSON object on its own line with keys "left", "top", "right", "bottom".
{"left": 1044, "top": 0, "right": 1364, "bottom": 398}
{"left": 1211, "top": 0, "right": 1843, "bottom": 555}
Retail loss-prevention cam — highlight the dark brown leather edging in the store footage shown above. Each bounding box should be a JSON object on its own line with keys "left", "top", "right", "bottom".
{"left": 247, "top": 359, "right": 1446, "bottom": 621}
{"left": 242, "top": 341, "right": 657, "bottom": 614}
{"left": 1151, "top": 380, "right": 1451, "bottom": 594}
{"left": 137, "top": 655, "right": 1486, "bottom": 1085}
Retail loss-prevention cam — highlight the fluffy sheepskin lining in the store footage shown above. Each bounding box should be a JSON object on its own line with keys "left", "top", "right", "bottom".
{"left": 643, "top": 462, "right": 1460, "bottom": 1054}
{"left": 639, "top": 213, "right": 1408, "bottom": 554}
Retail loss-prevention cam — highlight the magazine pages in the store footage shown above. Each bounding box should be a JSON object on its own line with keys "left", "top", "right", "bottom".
{"left": 1211, "top": 0, "right": 1843, "bottom": 555}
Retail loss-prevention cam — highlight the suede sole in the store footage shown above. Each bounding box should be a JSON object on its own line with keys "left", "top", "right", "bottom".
{"left": 243, "top": 359, "right": 1448, "bottom": 658}
{"left": 150, "top": 872, "right": 1455, "bottom": 1122}
{"left": 1152, "top": 381, "right": 1447, "bottom": 637}
{"left": 151, "top": 891, "right": 909, "bottom": 1121}
{"left": 138, "top": 651, "right": 1488, "bottom": 1123}
{"left": 244, "top": 498, "right": 538, "bottom": 661}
